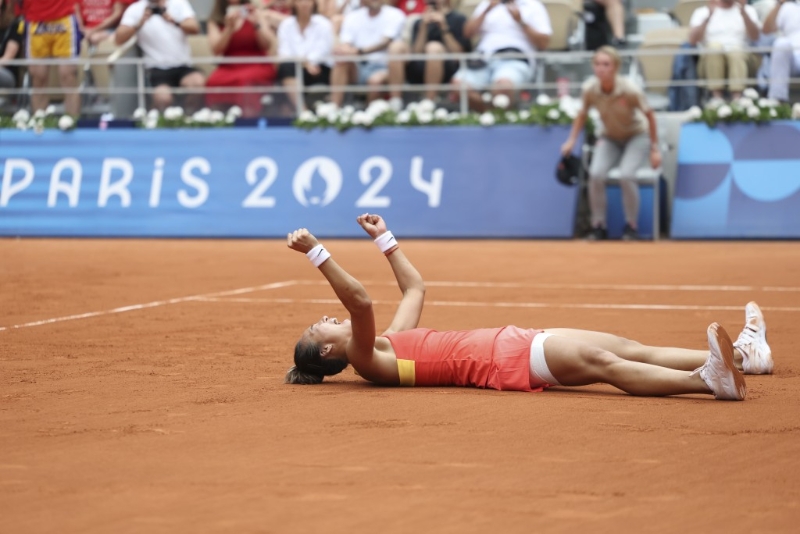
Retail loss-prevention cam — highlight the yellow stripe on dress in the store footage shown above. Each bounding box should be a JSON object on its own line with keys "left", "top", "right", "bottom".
{"left": 397, "top": 359, "right": 416, "bottom": 387}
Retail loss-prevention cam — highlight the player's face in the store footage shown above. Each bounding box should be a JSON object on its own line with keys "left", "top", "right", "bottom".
{"left": 592, "top": 53, "right": 616, "bottom": 81}
{"left": 304, "top": 316, "right": 351, "bottom": 345}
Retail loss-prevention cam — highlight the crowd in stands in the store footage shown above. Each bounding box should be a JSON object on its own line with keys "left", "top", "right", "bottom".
{"left": 0, "top": 0, "right": 799, "bottom": 119}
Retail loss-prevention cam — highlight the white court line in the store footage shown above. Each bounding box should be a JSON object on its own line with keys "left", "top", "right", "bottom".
{"left": 293, "top": 280, "right": 800, "bottom": 292}
{"left": 0, "top": 281, "right": 298, "bottom": 332}
{"left": 5, "top": 277, "right": 799, "bottom": 333}
{"left": 195, "top": 296, "right": 800, "bottom": 313}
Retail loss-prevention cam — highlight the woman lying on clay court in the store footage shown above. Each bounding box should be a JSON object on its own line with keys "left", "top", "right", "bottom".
{"left": 285, "top": 214, "right": 773, "bottom": 401}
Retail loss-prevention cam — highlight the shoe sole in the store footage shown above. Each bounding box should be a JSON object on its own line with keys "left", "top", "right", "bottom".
{"left": 709, "top": 323, "right": 747, "bottom": 400}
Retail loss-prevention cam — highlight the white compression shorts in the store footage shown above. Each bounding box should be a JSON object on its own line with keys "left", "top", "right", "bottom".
{"left": 529, "top": 332, "right": 562, "bottom": 388}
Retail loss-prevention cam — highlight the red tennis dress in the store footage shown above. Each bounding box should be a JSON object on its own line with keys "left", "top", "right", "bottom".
{"left": 384, "top": 326, "right": 545, "bottom": 392}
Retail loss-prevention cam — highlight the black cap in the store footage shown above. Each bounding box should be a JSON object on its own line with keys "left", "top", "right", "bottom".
{"left": 556, "top": 154, "right": 581, "bottom": 186}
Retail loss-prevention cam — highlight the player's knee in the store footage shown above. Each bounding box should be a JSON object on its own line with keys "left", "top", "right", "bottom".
{"left": 615, "top": 336, "right": 642, "bottom": 357}
{"left": 583, "top": 347, "right": 620, "bottom": 372}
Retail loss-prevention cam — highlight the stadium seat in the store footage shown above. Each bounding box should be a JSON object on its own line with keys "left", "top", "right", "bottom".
{"left": 80, "top": 38, "right": 119, "bottom": 113}
{"left": 672, "top": 0, "right": 705, "bottom": 27}
{"left": 630, "top": 0, "right": 677, "bottom": 11}
{"left": 187, "top": 34, "right": 216, "bottom": 77}
{"left": 635, "top": 11, "right": 676, "bottom": 35}
{"left": 630, "top": 26, "right": 690, "bottom": 110}
{"left": 542, "top": 0, "right": 584, "bottom": 51}
{"left": 456, "top": 0, "right": 478, "bottom": 17}
{"left": 402, "top": 13, "right": 421, "bottom": 44}
{"left": 606, "top": 165, "right": 663, "bottom": 240}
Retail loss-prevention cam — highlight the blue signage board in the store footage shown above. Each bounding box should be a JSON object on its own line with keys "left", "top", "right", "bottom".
{"left": 0, "top": 126, "right": 578, "bottom": 238}
{"left": 672, "top": 122, "right": 800, "bottom": 239}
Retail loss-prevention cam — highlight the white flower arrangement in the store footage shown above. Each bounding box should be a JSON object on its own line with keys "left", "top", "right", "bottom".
{"left": 57, "top": 115, "right": 75, "bottom": 131}
{"left": 742, "top": 88, "right": 760, "bottom": 100}
{"left": 131, "top": 106, "right": 235, "bottom": 129}
{"left": 492, "top": 94, "right": 510, "bottom": 109}
{"left": 688, "top": 96, "right": 795, "bottom": 126}
{"left": 163, "top": 106, "right": 184, "bottom": 120}
{"left": 295, "top": 96, "right": 589, "bottom": 131}
{"left": 0, "top": 110, "right": 76, "bottom": 132}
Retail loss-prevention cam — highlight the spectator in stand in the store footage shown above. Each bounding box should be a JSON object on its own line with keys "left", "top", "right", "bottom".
{"left": 277, "top": 0, "right": 334, "bottom": 111}
{"left": 206, "top": 0, "right": 277, "bottom": 117}
{"left": 763, "top": 0, "right": 800, "bottom": 103}
{"left": 392, "top": 0, "right": 470, "bottom": 101}
{"left": 454, "top": 0, "right": 551, "bottom": 111}
{"left": 79, "top": 0, "right": 136, "bottom": 45}
{"left": 116, "top": 0, "right": 204, "bottom": 112}
{"left": 330, "top": 0, "right": 406, "bottom": 107}
{"left": 21, "top": 0, "right": 82, "bottom": 116}
{"left": 560, "top": 46, "right": 662, "bottom": 241}
{"left": 0, "top": 0, "right": 23, "bottom": 91}
{"left": 689, "top": 0, "right": 761, "bottom": 102}
{"left": 588, "top": 0, "right": 626, "bottom": 47}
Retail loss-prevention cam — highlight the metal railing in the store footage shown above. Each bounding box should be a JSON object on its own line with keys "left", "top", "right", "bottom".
{"left": 1, "top": 45, "right": 799, "bottom": 119}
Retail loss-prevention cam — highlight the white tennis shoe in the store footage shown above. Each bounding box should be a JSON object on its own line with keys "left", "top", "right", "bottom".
{"left": 692, "top": 323, "right": 747, "bottom": 401}
{"left": 733, "top": 301, "right": 773, "bottom": 375}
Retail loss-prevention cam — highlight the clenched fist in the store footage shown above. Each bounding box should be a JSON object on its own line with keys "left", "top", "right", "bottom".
{"left": 356, "top": 213, "right": 388, "bottom": 239}
{"left": 286, "top": 228, "right": 320, "bottom": 253}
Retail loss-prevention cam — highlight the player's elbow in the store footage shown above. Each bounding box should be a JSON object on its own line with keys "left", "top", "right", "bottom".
{"left": 405, "top": 285, "right": 426, "bottom": 298}
{"left": 348, "top": 295, "right": 373, "bottom": 313}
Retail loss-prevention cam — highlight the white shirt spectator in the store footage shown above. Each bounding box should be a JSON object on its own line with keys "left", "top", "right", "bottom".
{"left": 689, "top": 4, "right": 761, "bottom": 51}
{"left": 278, "top": 14, "right": 335, "bottom": 67}
{"left": 339, "top": 6, "right": 406, "bottom": 63}
{"left": 470, "top": 0, "right": 552, "bottom": 58}
{"left": 120, "top": 0, "right": 195, "bottom": 68}
{"left": 776, "top": 2, "right": 800, "bottom": 47}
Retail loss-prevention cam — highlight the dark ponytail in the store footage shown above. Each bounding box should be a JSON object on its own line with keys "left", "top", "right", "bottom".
{"left": 284, "top": 340, "right": 348, "bottom": 385}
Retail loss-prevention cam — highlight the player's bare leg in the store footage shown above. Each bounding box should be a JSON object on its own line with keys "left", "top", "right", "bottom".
{"left": 545, "top": 328, "right": 708, "bottom": 371}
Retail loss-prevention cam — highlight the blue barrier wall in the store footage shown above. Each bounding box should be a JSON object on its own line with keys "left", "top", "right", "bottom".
{"left": 672, "top": 122, "right": 800, "bottom": 239}
{"left": 0, "top": 126, "right": 579, "bottom": 238}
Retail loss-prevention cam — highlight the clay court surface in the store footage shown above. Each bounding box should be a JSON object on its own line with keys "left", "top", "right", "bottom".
{"left": 1, "top": 238, "right": 799, "bottom": 533}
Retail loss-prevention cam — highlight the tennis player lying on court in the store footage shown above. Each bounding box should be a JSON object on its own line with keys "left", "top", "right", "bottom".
{"left": 285, "top": 214, "right": 773, "bottom": 400}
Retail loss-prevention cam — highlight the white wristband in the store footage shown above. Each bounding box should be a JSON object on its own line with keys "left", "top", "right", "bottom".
{"left": 306, "top": 244, "right": 331, "bottom": 268}
{"left": 374, "top": 231, "right": 398, "bottom": 254}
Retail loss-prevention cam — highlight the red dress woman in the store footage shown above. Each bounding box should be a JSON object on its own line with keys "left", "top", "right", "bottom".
{"left": 206, "top": 0, "right": 277, "bottom": 116}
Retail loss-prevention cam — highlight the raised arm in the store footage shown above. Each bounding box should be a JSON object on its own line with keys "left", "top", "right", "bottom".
{"left": 287, "top": 229, "right": 376, "bottom": 363}
{"left": 356, "top": 214, "right": 426, "bottom": 335}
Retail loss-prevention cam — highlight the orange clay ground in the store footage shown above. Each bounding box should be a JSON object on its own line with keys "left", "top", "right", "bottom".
{"left": 1, "top": 238, "right": 799, "bottom": 533}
